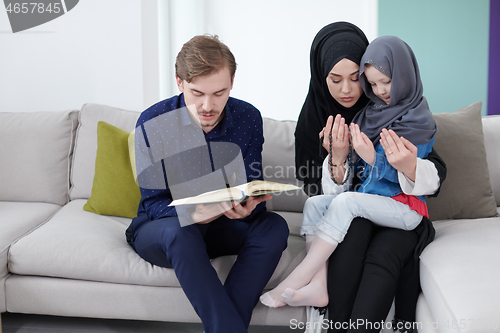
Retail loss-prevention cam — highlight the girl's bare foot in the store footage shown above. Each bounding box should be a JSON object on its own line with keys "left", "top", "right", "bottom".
{"left": 259, "top": 292, "right": 286, "bottom": 308}
{"left": 281, "top": 284, "right": 328, "bottom": 307}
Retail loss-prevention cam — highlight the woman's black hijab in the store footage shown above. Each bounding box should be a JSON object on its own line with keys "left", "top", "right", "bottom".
{"left": 295, "top": 22, "right": 369, "bottom": 196}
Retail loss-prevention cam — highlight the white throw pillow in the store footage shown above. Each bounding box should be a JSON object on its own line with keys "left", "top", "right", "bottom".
{"left": 69, "top": 103, "right": 140, "bottom": 200}
{"left": 0, "top": 110, "right": 79, "bottom": 205}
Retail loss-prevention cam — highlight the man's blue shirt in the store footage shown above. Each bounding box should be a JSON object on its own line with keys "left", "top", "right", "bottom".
{"left": 135, "top": 93, "right": 265, "bottom": 221}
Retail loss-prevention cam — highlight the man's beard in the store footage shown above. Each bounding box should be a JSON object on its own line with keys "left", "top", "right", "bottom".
{"left": 198, "top": 111, "right": 217, "bottom": 116}
{"left": 198, "top": 110, "right": 223, "bottom": 129}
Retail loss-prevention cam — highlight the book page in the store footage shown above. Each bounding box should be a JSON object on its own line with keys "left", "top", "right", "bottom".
{"left": 169, "top": 181, "right": 301, "bottom": 206}
{"left": 244, "top": 180, "right": 302, "bottom": 196}
{"left": 170, "top": 187, "right": 244, "bottom": 206}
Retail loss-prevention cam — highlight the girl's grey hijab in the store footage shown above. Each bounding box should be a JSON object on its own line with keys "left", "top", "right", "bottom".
{"left": 353, "top": 35, "right": 437, "bottom": 146}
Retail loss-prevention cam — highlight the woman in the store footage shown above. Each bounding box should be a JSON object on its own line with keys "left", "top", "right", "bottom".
{"left": 294, "top": 22, "right": 446, "bottom": 332}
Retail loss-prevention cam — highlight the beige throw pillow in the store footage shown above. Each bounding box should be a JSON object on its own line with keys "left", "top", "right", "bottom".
{"left": 0, "top": 110, "right": 79, "bottom": 205}
{"left": 426, "top": 102, "right": 498, "bottom": 221}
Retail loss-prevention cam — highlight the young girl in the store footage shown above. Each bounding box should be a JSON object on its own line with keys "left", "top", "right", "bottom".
{"left": 260, "top": 35, "right": 437, "bottom": 308}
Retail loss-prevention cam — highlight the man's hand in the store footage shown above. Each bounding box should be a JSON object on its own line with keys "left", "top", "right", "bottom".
{"left": 220, "top": 194, "right": 272, "bottom": 220}
{"left": 379, "top": 128, "right": 418, "bottom": 181}
{"left": 350, "top": 123, "right": 375, "bottom": 165}
{"left": 191, "top": 203, "right": 226, "bottom": 224}
{"left": 320, "top": 114, "right": 350, "bottom": 165}
{"left": 191, "top": 194, "right": 272, "bottom": 223}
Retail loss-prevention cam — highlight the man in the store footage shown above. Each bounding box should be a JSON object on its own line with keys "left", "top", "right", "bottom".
{"left": 126, "top": 35, "right": 289, "bottom": 333}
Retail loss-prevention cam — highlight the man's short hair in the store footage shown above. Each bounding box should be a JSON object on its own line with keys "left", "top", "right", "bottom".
{"left": 175, "top": 34, "right": 237, "bottom": 83}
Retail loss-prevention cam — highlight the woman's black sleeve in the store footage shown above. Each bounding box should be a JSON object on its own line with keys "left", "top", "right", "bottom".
{"left": 424, "top": 148, "right": 447, "bottom": 198}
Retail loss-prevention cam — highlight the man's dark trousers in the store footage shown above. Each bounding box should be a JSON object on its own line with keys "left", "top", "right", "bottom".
{"left": 129, "top": 210, "right": 289, "bottom": 333}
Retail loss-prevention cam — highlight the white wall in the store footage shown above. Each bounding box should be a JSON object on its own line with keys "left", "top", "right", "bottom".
{"left": 0, "top": 0, "right": 377, "bottom": 120}
{"left": 0, "top": 0, "right": 144, "bottom": 112}
{"left": 164, "top": 0, "right": 378, "bottom": 120}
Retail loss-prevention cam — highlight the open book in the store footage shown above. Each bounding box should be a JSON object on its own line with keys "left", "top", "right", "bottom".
{"left": 169, "top": 180, "right": 302, "bottom": 206}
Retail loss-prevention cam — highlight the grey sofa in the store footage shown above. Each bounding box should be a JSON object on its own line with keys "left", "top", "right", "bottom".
{"left": 1, "top": 102, "right": 499, "bottom": 333}
{"left": 0, "top": 103, "right": 309, "bottom": 329}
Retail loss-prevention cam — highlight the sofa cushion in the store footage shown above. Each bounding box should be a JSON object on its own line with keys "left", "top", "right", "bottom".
{"left": 275, "top": 211, "right": 303, "bottom": 237}
{"left": 0, "top": 201, "right": 61, "bottom": 298}
{"left": 70, "top": 104, "right": 140, "bottom": 200}
{"left": 9, "top": 200, "right": 178, "bottom": 287}
{"left": 0, "top": 110, "right": 79, "bottom": 205}
{"left": 4, "top": 275, "right": 306, "bottom": 325}
{"left": 262, "top": 118, "right": 308, "bottom": 212}
{"left": 8, "top": 200, "right": 306, "bottom": 289}
{"left": 420, "top": 217, "right": 500, "bottom": 333}
{"left": 83, "top": 122, "right": 141, "bottom": 218}
{"left": 0, "top": 202, "right": 61, "bottom": 252}
{"left": 482, "top": 115, "right": 500, "bottom": 206}
{"left": 426, "top": 102, "right": 498, "bottom": 220}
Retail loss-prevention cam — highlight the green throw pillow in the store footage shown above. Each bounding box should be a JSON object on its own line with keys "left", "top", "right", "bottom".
{"left": 84, "top": 121, "right": 141, "bottom": 218}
